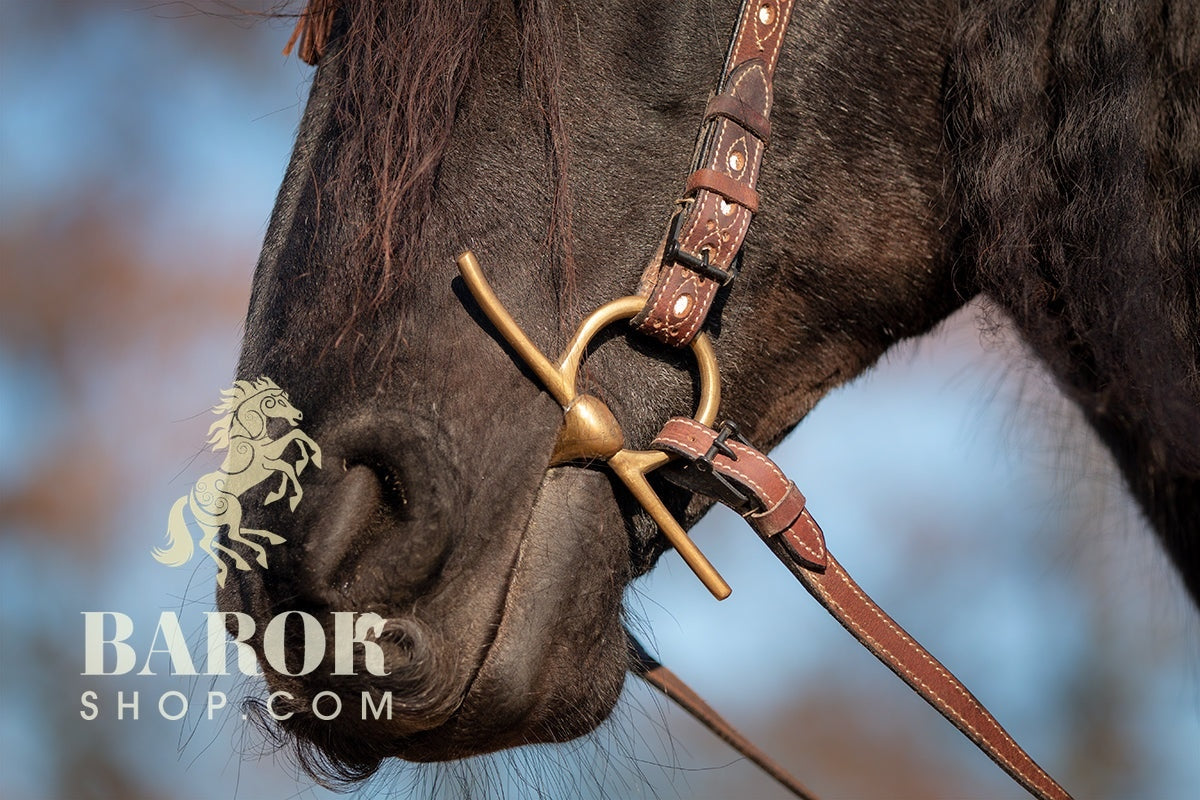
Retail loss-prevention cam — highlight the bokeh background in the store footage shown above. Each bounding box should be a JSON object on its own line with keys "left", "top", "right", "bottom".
{"left": 2, "top": 3, "right": 1197, "bottom": 798}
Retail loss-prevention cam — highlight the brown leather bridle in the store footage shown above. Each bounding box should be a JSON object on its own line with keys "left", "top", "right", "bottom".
{"left": 282, "top": 1, "right": 1076, "bottom": 796}
{"left": 454, "top": 2, "right": 1077, "bottom": 798}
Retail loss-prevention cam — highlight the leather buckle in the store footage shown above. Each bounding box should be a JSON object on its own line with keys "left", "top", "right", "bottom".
{"left": 663, "top": 208, "right": 742, "bottom": 286}
{"left": 660, "top": 420, "right": 766, "bottom": 515}
{"left": 694, "top": 420, "right": 765, "bottom": 513}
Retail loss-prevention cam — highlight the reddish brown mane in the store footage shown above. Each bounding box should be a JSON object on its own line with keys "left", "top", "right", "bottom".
{"left": 285, "top": 0, "right": 572, "bottom": 339}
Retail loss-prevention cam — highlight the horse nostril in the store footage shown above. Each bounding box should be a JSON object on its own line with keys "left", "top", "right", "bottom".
{"left": 299, "top": 464, "right": 382, "bottom": 602}
{"left": 337, "top": 457, "right": 412, "bottom": 519}
{"left": 298, "top": 456, "right": 446, "bottom": 604}
{"left": 363, "top": 459, "right": 409, "bottom": 517}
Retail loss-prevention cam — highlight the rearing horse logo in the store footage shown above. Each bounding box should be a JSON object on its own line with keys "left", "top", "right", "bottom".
{"left": 154, "top": 377, "right": 322, "bottom": 586}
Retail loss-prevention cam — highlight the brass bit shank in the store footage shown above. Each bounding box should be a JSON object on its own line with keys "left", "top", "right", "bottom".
{"left": 457, "top": 251, "right": 730, "bottom": 599}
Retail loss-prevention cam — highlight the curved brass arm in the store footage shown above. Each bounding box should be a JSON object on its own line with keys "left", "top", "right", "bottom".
{"left": 457, "top": 251, "right": 730, "bottom": 599}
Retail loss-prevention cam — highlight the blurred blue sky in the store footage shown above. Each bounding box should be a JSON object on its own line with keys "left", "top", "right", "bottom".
{"left": 1, "top": 4, "right": 1197, "bottom": 799}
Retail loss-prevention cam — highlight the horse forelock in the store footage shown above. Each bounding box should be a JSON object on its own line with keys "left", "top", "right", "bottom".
{"left": 300, "top": 0, "right": 572, "bottom": 340}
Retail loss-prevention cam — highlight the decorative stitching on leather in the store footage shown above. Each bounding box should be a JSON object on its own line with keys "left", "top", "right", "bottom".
{"left": 682, "top": 64, "right": 769, "bottom": 270}
{"left": 752, "top": 481, "right": 792, "bottom": 517}
{"left": 783, "top": 508, "right": 826, "bottom": 564}
{"left": 723, "top": 190, "right": 753, "bottom": 265}
{"left": 725, "top": 444, "right": 788, "bottom": 491}
{"left": 687, "top": 168, "right": 760, "bottom": 212}
{"left": 814, "top": 557, "right": 1049, "bottom": 793}
{"left": 640, "top": 272, "right": 674, "bottom": 330}
{"left": 656, "top": 416, "right": 1060, "bottom": 795}
{"left": 753, "top": 10, "right": 776, "bottom": 53}
{"left": 705, "top": 96, "right": 771, "bottom": 143}
{"left": 746, "top": 136, "right": 763, "bottom": 193}
{"left": 660, "top": 416, "right": 1057, "bottom": 795}
{"left": 762, "top": 1, "right": 794, "bottom": 72}
{"left": 728, "top": 133, "right": 749, "bottom": 179}
{"left": 732, "top": 4, "right": 792, "bottom": 79}
{"left": 683, "top": 172, "right": 716, "bottom": 245}
{"left": 682, "top": 191, "right": 743, "bottom": 270}
{"left": 637, "top": 266, "right": 716, "bottom": 344}
{"left": 654, "top": 428, "right": 774, "bottom": 502}
{"left": 684, "top": 118, "right": 733, "bottom": 244}
{"left": 704, "top": 129, "right": 758, "bottom": 266}
{"left": 669, "top": 418, "right": 790, "bottom": 490}
{"left": 678, "top": 276, "right": 716, "bottom": 341}
{"left": 656, "top": 419, "right": 795, "bottom": 507}
{"left": 702, "top": 193, "right": 742, "bottom": 268}
{"left": 639, "top": 3, "right": 793, "bottom": 347}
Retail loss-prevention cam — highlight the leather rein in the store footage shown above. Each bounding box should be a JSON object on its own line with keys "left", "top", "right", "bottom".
{"left": 454, "top": 2, "right": 1074, "bottom": 798}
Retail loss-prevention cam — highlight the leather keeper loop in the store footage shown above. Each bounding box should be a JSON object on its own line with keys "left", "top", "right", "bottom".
{"left": 686, "top": 169, "right": 760, "bottom": 213}
{"left": 748, "top": 481, "right": 806, "bottom": 537}
{"left": 705, "top": 95, "right": 772, "bottom": 144}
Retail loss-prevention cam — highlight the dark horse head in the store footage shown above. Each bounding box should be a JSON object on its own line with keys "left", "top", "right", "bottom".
{"left": 222, "top": 0, "right": 1198, "bottom": 783}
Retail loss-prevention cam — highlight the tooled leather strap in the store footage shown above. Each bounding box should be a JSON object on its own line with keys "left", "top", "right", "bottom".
{"left": 651, "top": 417, "right": 1074, "bottom": 800}
{"left": 632, "top": 0, "right": 798, "bottom": 345}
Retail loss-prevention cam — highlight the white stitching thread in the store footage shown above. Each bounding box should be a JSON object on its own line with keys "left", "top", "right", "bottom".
{"left": 812, "top": 556, "right": 1047, "bottom": 791}
{"left": 763, "top": 1, "right": 793, "bottom": 71}
{"left": 661, "top": 415, "right": 1055, "bottom": 795}
{"left": 660, "top": 59, "right": 774, "bottom": 341}
{"left": 667, "top": 421, "right": 793, "bottom": 503}
{"left": 655, "top": 420, "right": 1058, "bottom": 795}
{"left": 784, "top": 508, "right": 826, "bottom": 563}
{"left": 658, "top": 419, "right": 786, "bottom": 503}
{"left": 679, "top": 276, "right": 716, "bottom": 341}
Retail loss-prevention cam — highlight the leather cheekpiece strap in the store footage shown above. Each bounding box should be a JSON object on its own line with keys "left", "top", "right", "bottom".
{"left": 705, "top": 93, "right": 772, "bottom": 144}
{"left": 685, "top": 168, "right": 761, "bottom": 213}
{"left": 633, "top": 0, "right": 798, "bottom": 346}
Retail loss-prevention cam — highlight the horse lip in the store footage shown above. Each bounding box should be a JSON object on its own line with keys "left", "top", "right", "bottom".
{"left": 441, "top": 464, "right": 627, "bottom": 748}
{"left": 337, "top": 456, "right": 574, "bottom": 763}
{"left": 450, "top": 467, "right": 555, "bottom": 715}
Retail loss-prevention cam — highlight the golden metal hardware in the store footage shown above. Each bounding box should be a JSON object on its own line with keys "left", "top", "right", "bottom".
{"left": 457, "top": 251, "right": 731, "bottom": 599}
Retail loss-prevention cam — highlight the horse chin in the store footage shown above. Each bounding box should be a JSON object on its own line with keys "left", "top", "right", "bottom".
{"left": 226, "top": 463, "right": 632, "bottom": 772}
{"left": 389, "top": 465, "right": 631, "bottom": 761}
{"left": 429, "top": 465, "right": 631, "bottom": 755}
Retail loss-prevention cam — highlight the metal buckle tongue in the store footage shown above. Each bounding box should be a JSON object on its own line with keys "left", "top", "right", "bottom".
{"left": 659, "top": 420, "right": 767, "bottom": 515}
{"left": 457, "top": 251, "right": 731, "bottom": 599}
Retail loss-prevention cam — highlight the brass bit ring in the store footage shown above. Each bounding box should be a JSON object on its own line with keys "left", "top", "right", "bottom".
{"left": 457, "top": 251, "right": 730, "bottom": 599}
